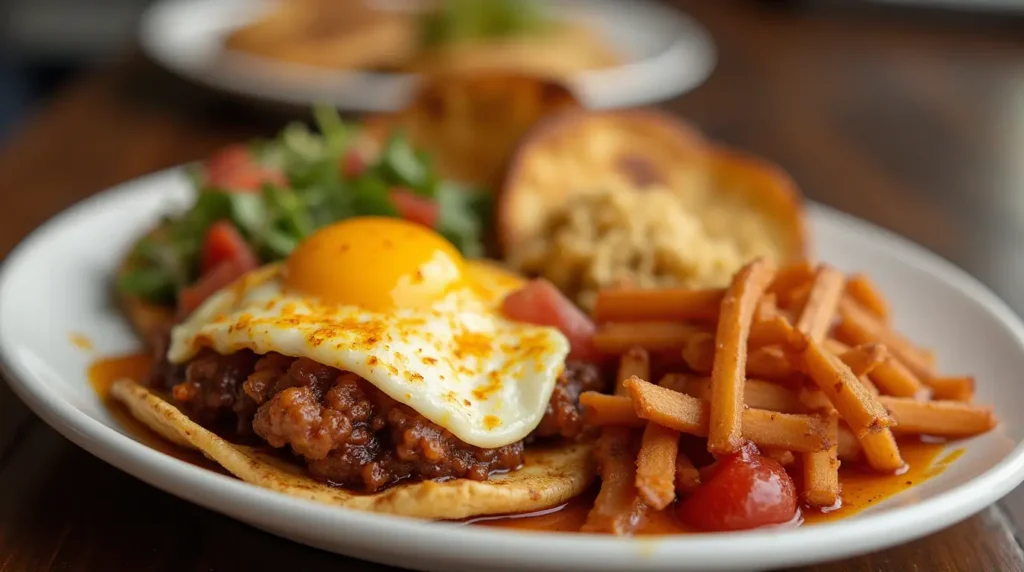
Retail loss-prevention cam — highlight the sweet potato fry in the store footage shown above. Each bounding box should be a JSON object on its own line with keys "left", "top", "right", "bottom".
{"left": 594, "top": 322, "right": 704, "bottom": 354}
{"left": 846, "top": 274, "right": 890, "bottom": 322}
{"left": 674, "top": 450, "right": 701, "bottom": 494}
{"left": 682, "top": 332, "right": 715, "bottom": 372}
{"left": 747, "top": 346, "right": 801, "bottom": 382}
{"left": 823, "top": 338, "right": 851, "bottom": 355}
{"left": 802, "top": 411, "right": 840, "bottom": 507}
{"left": 858, "top": 375, "right": 880, "bottom": 396}
{"left": 768, "top": 261, "right": 814, "bottom": 299}
{"left": 687, "top": 339, "right": 800, "bottom": 381}
{"left": 685, "top": 377, "right": 805, "bottom": 414}
{"left": 799, "top": 386, "right": 833, "bottom": 412}
{"left": 624, "top": 377, "right": 828, "bottom": 452}
{"left": 709, "top": 258, "right": 777, "bottom": 454}
{"left": 582, "top": 427, "right": 646, "bottom": 534}
{"left": 636, "top": 423, "right": 680, "bottom": 510}
{"left": 802, "top": 338, "right": 894, "bottom": 437}
{"left": 795, "top": 265, "right": 846, "bottom": 342}
{"left": 783, "top": 281, "right": 814, "bottom": 314}
{"left": 927, "top": 376, "right": 974, "bottom": 402}
{"left": 858, "top": 428, "right": 905, "bottom": 473}
{"left": 836, "top": 299, "right": 936, "bottom": 381}
{"left": 878, "top": 397, "right": 997, "bottom": 438}
{"left": 593, "top": 288, "right": 724, "bottom": 323}
{"left": 755, "top": 293, "right": 779, "bottom": 322}
{"left": 616, "top": 347, "right": 650, "bottom": 396}
{"left": 764, "top": 448, "right": 796, "bottom": 466}
{"left": 838, "top": 344, "right": 888, "bottom": 378}
{"left": 869, "top": 357, "right": 925, "bottom": 398}
{"left": 740, "top": 409, "right": 830, "bottom": 453}
{"left": 749, "top": 315, "right": 798, "bottom": 348}
{"left": 625, "top": 377, "right": 708, "bottom": 434}
{"left": 581, "top": 392, "right": 646, "bottom": 427}
{"left": 826, "top": 339, "right": 923, "bottom": 398}
{"left": 657, "top": 373, "right": 691, "bottom": 393}
{"left": 836, "top": 423, "right": 863, "bottom": 462}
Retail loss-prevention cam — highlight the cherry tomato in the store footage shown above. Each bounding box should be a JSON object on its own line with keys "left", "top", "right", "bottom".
{"left": 177, "top": 258, "right": 252, "bottom": 319}
{"left": 501, "top": 279, "right": 604, "bottom": 363}
{"left": 389, "top": 187, "right": 440, "bottom": 228}
{"left": 204, "top": 144, "right": 285, "bottom": 191}
{"left": 341, "top": 149, "right": 367, "bottom": 178}
{"left": 677, "top": 444, "right": 797, "bottom": 532}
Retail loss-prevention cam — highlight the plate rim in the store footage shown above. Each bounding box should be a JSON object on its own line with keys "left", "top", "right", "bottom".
{"left": 2, "top": 168, "right": 1024, "bottom": 571}
{"left": 137, "top": 0, "right": 718, "bottom": 111}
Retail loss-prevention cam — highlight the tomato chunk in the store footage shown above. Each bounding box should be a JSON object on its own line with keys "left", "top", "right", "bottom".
{"left": 341, "top": 149, "right": 368, "bottom": 178}
{"left": 204, "top": 144, "right": 285, "bottom": 191}
{"left": 677, "top": 444, "right": 798, "bottom": 532}
{"left": 502, "top": 279, "right": 603, "bottom": 363}
{"left": 177, "top": 259, "right": 252, "bottom": 318}
{"left": 201, "top": 221, "right": 259, "bottom": 275}
{"left": 389, "top": 188, "right": 440, "bottom": 228}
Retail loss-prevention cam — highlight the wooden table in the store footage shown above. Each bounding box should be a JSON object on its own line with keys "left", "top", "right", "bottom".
{"left": 2, "top": 1, "right": 1024, "bottom": 570}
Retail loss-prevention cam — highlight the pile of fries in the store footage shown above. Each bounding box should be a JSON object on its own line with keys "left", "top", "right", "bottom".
{"left": 579, "top": 258, "right": 997, "bottom": 534}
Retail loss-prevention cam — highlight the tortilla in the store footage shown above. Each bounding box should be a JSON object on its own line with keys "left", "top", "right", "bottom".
{"left": 110, "top": 378, "right": 596, "bottom": 520}
{"left": 362, "top": 74, "right": 581, "bottom": 187}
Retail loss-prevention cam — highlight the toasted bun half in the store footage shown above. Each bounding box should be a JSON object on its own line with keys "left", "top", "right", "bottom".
{"left": 111, "top": 378, "right": 595, "bottom": 520}
{"left": 497, "top": 109, "right": 807, "bottom": 307}
{"left": 362, "top": 73, "right": 582, "bottom": 187}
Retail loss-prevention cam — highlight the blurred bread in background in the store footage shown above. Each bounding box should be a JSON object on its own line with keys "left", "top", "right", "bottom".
{"left": 224, "top": 0, "right": 418, "bottom": 70}
{"left": 363, "top": 74, "right": 583, "bottom": 186}
{"left": 222, "top": 0, "right": 620, "bottom": 78}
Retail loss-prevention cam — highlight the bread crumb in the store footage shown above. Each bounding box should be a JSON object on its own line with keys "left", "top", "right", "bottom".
{"left": 506, "top": 182, "right": 780, "bottom": 309}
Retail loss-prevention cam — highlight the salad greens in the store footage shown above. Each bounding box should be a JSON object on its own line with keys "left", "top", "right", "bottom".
{"left": 420, "top": 0, "right": 551, "bottom": 47}
{"left": 119, "top": 106, "right": 489, "bottom": 305}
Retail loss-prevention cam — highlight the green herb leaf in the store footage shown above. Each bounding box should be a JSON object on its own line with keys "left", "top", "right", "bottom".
{"left": 436, "top": 182, "right": 485, "bottom": 258}
{"left": 378, "top": 132, "right": 432, "bottom": 193}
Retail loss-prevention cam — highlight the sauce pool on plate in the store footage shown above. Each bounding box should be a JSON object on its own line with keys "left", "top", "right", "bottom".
{"left": 89, "top": 354, "right": 961, "bottom": 533}
{"left": 468, "top": 440, "right": 955, "bottom": 533}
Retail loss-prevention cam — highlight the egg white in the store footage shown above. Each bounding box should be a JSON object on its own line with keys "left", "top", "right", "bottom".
{"left": 167, "top": 264, "right": 570, "bottom": 449}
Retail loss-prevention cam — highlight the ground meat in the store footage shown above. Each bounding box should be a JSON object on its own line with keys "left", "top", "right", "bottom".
{"left": 530, "top": 361, "right": 606, "bottom": 441}
{"left": 167, "top": 352, "right": 606, "bottom": 492}
{"left": 168, "top": 349, "right": 260, "bottom": 434}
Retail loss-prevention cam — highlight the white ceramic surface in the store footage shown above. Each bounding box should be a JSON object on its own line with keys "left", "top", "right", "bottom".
{"left": 138, "top": 0, "right": 717, "bottom": 111}
{"left": 2, "top": 169, "right": 1024, "bottom": 571}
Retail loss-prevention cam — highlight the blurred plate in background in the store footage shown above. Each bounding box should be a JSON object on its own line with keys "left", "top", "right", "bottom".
{"left": 139, "top": 0, "right": 716, "bottom": 111}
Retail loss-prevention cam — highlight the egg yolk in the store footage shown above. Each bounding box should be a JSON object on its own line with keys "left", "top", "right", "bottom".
{"left": 285, "top": 217, "right": 465, "bottom": 310}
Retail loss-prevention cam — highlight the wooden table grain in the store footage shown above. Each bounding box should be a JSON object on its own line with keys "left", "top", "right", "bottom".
{"left": 2, "top": 1, "right": 1024, "bottom": 570}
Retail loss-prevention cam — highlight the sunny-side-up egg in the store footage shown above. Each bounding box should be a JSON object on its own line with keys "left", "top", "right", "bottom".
{"left": 168, "top": 217, "right": 570, "bottom": 448}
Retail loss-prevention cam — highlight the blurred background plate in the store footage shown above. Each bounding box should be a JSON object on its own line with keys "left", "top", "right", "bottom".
{"left": 138, "top": 0, "right": 717, "bottom": 111}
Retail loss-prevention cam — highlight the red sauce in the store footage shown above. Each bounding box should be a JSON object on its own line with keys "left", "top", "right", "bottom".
{"left": 470, "top": 440, "right": 953, "bottom": 533}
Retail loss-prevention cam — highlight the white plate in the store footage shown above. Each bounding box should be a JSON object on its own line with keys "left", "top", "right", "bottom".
{"left": 138, "top": 0, "right": 717, "bottom": 111}
{"left": 2, "top": 169, "right": 1024, "bottom": 571}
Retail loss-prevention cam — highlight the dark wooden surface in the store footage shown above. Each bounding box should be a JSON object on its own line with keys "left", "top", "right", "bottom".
{"left": 3, "top": 1, "right": 1024, "bottom": 570}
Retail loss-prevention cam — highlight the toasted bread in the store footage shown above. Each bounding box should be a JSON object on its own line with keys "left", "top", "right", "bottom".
{"left": 498, "top": 109, "right": 807, "bottom": 308}
{"left": 224, "top": 0, "right": 417, "bottom": 70}
{"left": 362, "top": 73, "right": 581, "bottom": 187}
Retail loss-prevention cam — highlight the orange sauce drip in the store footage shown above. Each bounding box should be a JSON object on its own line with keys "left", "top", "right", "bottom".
{"left": 68, "top": 332, "right": 94, "bottom": 350}
{"left": 471, "top": 440, "right": 954, "bottom": 533}
{"left": 89, "top": 353, "right": 223, "bottom": 470}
